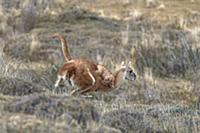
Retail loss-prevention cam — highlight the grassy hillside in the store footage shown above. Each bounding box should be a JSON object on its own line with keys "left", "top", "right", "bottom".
{"left": 0, "top": 0, "right": 200, "bottom": 132}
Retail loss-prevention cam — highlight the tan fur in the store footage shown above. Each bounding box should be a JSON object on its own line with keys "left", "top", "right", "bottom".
{"left": 51, "top": 33, "right": 72, "bottom": 61}
{"left": 51, "top": 33, "right": 115, "bottom": 88}
{"left": 51, "top": 33, "right": 136, "bottom": 96}
{"left": 56, "top": 60, "right": 136, "bottom": 95}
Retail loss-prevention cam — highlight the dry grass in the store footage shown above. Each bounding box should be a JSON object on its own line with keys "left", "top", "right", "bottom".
{"left": 0, "top": 0, "right": 200, "bottom": 132}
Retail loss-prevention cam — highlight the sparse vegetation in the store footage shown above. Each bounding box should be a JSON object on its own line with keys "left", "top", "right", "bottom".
{"left": 0, "top": 0, "right": 200, "bottom": 132}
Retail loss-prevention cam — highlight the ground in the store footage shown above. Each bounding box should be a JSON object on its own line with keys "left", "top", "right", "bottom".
{"left": 0, "top": 0, "right": 200, "bottom": 132}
